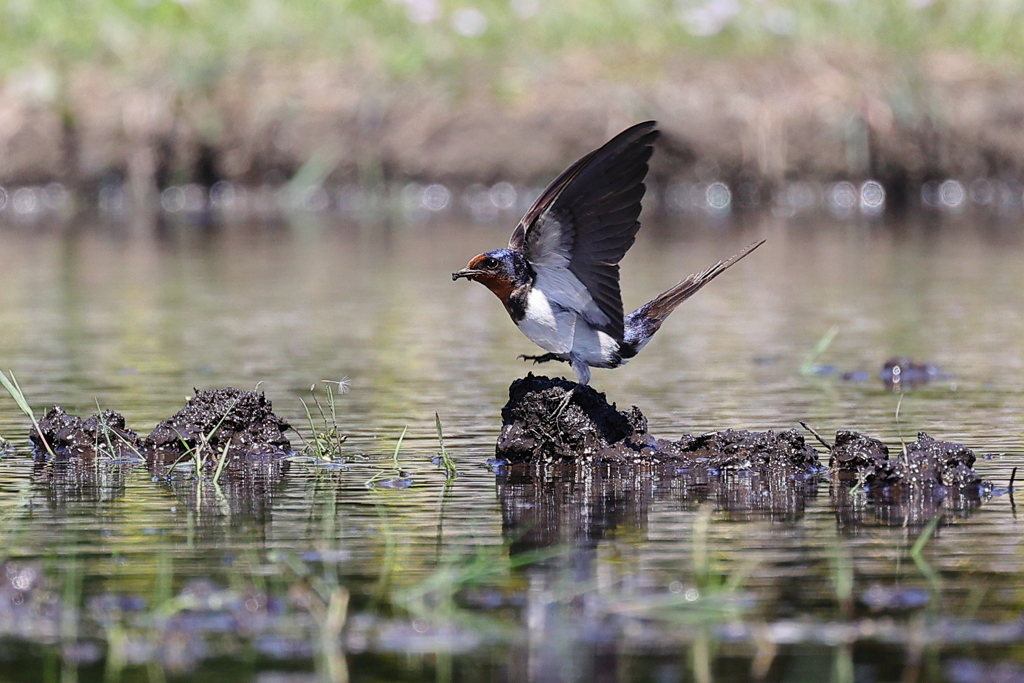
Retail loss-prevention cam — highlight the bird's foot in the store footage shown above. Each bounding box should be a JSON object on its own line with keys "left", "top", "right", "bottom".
{"left": 518, "top": 353, "right": 567, "bottom": 365}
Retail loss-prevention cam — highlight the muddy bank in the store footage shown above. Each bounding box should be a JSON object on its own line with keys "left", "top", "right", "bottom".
{"left": 4, "top": 49, "right": 1024, "bottom": 203}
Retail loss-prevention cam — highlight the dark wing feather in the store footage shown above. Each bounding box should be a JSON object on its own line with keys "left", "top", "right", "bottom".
{"left": 509, "top": 121, "right": 659, "bottom": 340}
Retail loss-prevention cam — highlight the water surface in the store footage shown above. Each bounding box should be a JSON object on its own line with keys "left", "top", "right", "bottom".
{"left": 0, "top": 211, "right": 1022, "bottom": 682}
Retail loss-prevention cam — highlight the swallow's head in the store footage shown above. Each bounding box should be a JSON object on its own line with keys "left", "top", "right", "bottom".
{"left": 452, "top": 249, "right": 528, "bottom": 303}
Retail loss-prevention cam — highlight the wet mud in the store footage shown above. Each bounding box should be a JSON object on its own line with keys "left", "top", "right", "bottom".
{"left": 29, "top": 388, "right": 291, "bottom": 462}
{"left": 144, "top": 387, "right": 292, "bottom": 462}
{"left": 830, "top": 430, "right": 984, "bottom": 489}
{"left": 818, "top": 356, "right": 947, "bottom": 389}
{"left": 31, "top": 407, "right": 142, "bottom": 459}
{"left": 499, "top": 374, "right": 992, "bottom": 527}
{"left": 26, "top": 389, "right": 292, "bottom": 512}
{"left": 829, "top": 430, "right": 991, "bottom": 528}
{"left": 498, "top": 374, "right": 821, "bottom": 473}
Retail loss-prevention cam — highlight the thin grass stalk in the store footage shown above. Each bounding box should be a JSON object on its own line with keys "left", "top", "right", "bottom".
{"left": 299, "top": 396, "right": 322, "bottom": 458}
{"left": 435, "top": 412, "right": 457, "bottom": 479}
{"left": 0, "top": 370, "right": 55, "bottom": 457}
{"left": 799, "top": 326, "right": 839, "bottom": 376}
{"left": 392, "top": 425, "right": 407, "bottom": 470}
{"left": 213, "top": 441, "right": 231, "bottom": 484}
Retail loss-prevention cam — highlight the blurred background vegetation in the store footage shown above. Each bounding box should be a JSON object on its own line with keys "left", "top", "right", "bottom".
{"left": 6, "top": 0, "right": 1024, "bottom": 79}
{"left": 2, "top": 0, "right": 1024, "bottom": 204}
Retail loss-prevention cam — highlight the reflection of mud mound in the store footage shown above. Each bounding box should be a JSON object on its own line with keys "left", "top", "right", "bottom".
{"left": 498, "top": 459, "right": 821, "bottom": 552}
{"left": 30, "top": 407, "right": 142, "bottom": 458}
{"left": 145, "top": 388, "right": 291, "bottom": 463}
{"left": 830, "top": 431, "right": 991, "bottom": 528}
{"left": 32, "top": 458, "right": 138, "bottom": 508}
{"left": 498, "top": 375, "right": 821, "bottom": 474}
{"left": 149, "top": 450, "right": 290, "bottom": 521}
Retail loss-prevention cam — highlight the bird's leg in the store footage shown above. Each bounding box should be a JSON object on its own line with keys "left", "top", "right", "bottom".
{"left": 551, "top": 359, "right": 589, "bottom": 435}
{"left": 518, "top": 353, "right": 567, "bottom": 364}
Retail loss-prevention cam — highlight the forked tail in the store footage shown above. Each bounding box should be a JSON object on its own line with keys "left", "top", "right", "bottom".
{"left": 620, "top": 239, "right": 765, "bottom": 357}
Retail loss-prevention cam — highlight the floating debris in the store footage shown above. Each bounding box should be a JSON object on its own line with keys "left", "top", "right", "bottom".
{"left": 880, "top": 356, "right": 945, "bottom": 388}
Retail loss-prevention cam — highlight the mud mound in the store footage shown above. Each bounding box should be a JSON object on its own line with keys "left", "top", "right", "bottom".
{"left": 27, "top": 388, "right": 291, "bottom": 464}
{"left": 498, "top": 375, "right": 648, "bottom": 463}
{"left": 497, "top": 374, "right": 822, "bottom": 472}
{"left": 667, "top": 429, "right": 821, "bottom": 471}
{"left": 144, "top": 388, "right": 291, "bottom": 461}
{"left": 829, "top": 430, "right": 990, "bottom": 528}
{"left": 30, "top": 407, "right": 142, "bottom": 459}
{"left": 830, "top": 430, "right": 983, "bottom": 489}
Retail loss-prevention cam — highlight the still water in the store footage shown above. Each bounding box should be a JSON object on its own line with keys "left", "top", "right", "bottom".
{"left": 0, "top": 210, "right": 1023, "bottom": 682}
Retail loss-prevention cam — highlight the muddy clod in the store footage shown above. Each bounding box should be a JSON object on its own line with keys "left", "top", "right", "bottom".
{"left": 667, "top": 429, "right": 821, "bottom": 471}
{"left": 830, "top": 430, "right": 983, "bottom": 489}
{"left": 144, "top": 388, "right": 291, "bottom": 460}
{"left": 498, "top": 375, "right": 822, "bottom": 473}
{"left": 497, "top": 374, "right": 648, "bottom": 463}
{"left": 30, "top": 407, "right": 142, "bottom": 458}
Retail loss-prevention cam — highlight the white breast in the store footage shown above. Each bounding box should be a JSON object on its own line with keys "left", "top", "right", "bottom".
{"left": 516, "top": 288, "right": 575, "bottom": 354}
{"left": 515, "top": 287, "right": 623, "bottom": 368}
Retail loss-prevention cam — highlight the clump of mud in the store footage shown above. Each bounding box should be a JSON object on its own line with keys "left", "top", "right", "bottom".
{"left": 498, "top": 374, "right": 822, "bottom": 473}
{"left": 880, "top": 357, "right": 945, "bottom": 388}
{"left": 829, "top": 430, "right": 984, "bottom": 489}
{"left": 30, "top": 407, "right": 142, "bottom": 459}
{"left": 498, "top": 375, "right": 649, "bottom": 463}
{"left": 828, "top": 430, "right": 991, "bottom": 528}
{"left": 28, "top": 388, "right": 291, "bottom": 462}
{"left": 144, "top": 387, "right": 291, "bottom": 462}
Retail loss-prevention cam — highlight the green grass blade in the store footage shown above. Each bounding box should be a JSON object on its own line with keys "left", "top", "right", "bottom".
{"left": 0, "top": 370, "right": 55, "bottom": 457}
{"left": 800, "top": 325, "right": 839, "bottom": 376}
{"left": 435, "top": 412, "right": 457, "bottom": 479}
{"left": 392, "top": 426, "right": 407, "bottom": 470}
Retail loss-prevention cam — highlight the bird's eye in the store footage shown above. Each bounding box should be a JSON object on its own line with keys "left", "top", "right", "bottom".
{"left": 482, "top": 257, "right": 498, "bottom": 269}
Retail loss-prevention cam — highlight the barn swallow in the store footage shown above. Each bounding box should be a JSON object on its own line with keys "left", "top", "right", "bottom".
{"left": 452, "top": 121, "right": 764, "bottom": 386}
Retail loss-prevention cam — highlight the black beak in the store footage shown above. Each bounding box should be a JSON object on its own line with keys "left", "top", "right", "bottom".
{"left": 452, "top": 268, "right": 480, "bottom": 281}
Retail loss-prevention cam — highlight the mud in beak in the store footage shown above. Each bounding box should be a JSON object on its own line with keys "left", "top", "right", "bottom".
{"left": 452, "top": 268, "right": 482, "bottom": 281}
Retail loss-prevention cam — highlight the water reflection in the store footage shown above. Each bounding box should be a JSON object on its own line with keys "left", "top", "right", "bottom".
{"left": 498, "top": 461, "right": 823, "bottom": 555}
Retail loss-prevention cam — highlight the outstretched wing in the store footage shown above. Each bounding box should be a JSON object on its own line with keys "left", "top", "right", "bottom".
{"left": 508, "top": 121, "right": 659, "bottom": 341}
